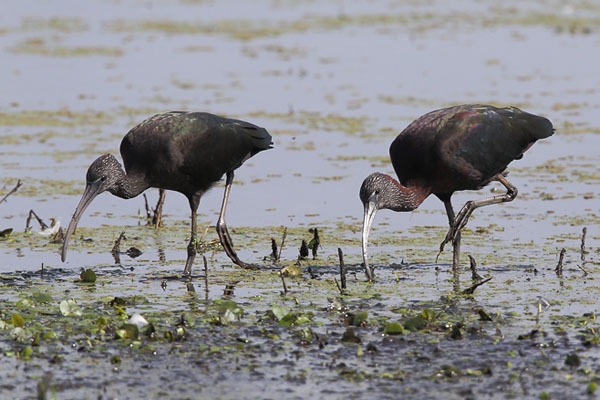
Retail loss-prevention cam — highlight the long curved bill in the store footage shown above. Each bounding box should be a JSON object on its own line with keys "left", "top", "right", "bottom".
{"left": 61, "top": 181, "right": 103, "bottom": 262}
{"left": 362, "top": 200, "right": 377, "bottom": 282}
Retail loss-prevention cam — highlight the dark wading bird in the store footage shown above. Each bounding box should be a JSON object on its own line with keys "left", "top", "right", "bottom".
{"left": 61, "top": 111, "right": 273, "bottom": 275}
{"left": 360, "top": 104, "right": 553, "bottom": 281}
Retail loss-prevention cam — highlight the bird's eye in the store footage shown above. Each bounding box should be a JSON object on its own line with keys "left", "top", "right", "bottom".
{"left": 374, "top": 189, "right": 380, "bottom": 195}
{"left": 100, "top": 176, "right": 107, "bottom": 182}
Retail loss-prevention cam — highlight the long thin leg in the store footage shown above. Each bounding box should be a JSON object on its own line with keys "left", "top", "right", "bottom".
{"left": 443, "top": 199, "right": 461, "bottom": 273}
{"left": 439, "top": 174, "right": 518, "bottom": 255}
{"left": 436, "top": 198, "right": 462, "bottom": 274}
{"left": 183, "top": 198, "right": 199, "bottom": 276}
{"left": 153, "top": 189, "right": 166, "bottom": 229}
{"left": 216, "top": 171, "right": 257, "bottom": 270}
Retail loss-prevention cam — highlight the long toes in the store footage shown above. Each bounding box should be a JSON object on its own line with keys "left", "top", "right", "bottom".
{"left": 439, "top": 228, "right": 455, "bottom": 252}
{"left": 238, "top": 261, "right": 259, "bottom": 270}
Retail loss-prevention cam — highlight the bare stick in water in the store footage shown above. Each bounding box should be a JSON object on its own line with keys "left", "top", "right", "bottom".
{"left": 0, "top": 180, "right": 22, "bottom": 205}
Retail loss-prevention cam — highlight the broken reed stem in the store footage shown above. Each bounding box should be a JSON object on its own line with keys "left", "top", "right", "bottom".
{"left": 468, "top": 255, "right": 483, "bottom": 282}
{"left": 270, "top": 238, "right": 278, "bottom": 260}
{"left": 280, "top": 271, "right": 288, "bottom": 294}
{"left": 111, "top": 232, "right": 126, "bottom": 254}
{"left": 203, "top": 255, "right": 209, "bottom": 300}
{"left": 199, "top": 224, "right": 210, "bottom": 243}
{"left": 581, "top": 227, "right": 587, "bottom": 264}
{"left": 462, "top": 277, "right": 492, "bottom": 295}
{"left": 299, "top": 239, "right": 308, "bottom": 260}
{"left": 143, "top": 194, "right": 151, "bottom": 219}
{"left": 25, "top": 209, "right": 49, "bottom": 232}
{"left": 111, "top": 231, "right": 126, "bottom": 264}
{"left": 555, "top": 248, "right": 565, "bottom": 276}
{"left": 338, "top": 247, "right": 347, "bottom": 290}
{"left": 310, "top": 228, "right": 320, "bottom": 259}
{"left": 333, "top": 277, "right": 344, "bottom": 296}
{"left": 0, "top": 179, "right": 22, "bottom": 205}
{"left": 278, "top": 227, "right": 287, "bottom": 262}
{"left": 270, "top": 227, "right": 288, "bottom": 262}
{"left": 153, "top": 190, "right": 165, "bottom": 228}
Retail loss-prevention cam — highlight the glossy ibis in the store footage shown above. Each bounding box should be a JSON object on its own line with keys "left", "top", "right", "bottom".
{"left": 61, "top": 111, "right": 273, "bottom": 275}
{"left": 360, "top": 104, "right": 553, "bottom": 281}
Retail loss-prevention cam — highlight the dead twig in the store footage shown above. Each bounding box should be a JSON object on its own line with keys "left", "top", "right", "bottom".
{"left": 0, "top": 180, "right": 22, "bottom": 205}
{"left": 25, "top": 210, "right": 49, "bottom": 232}
{"left": 223, "top": 282, "right": 237, "bottom": 296}
{"left": 152, "top": 189, "right": 165, "bottom": 228}
{"left": 555, "top": 248, "right": 565, "bottom": 276}
{"left": 581, "top": 227, "right": 587, "bottom": 265}
{"left": 277, "top": 227, "right": 287, "bottom": 262}
{"left": 333, "top": 277, "right": 344, "bottom": 296}
{"left": 144, "top": 190, "right": 165, "bottom": 228}
{"left": 468, "top": 255, "right": 483, "bottom": 282}
{"left": 111, "top": 232, "right": 126, "bottom": 264}
{"left": 462, "top": 277, "right": 492, "bottom": 295}
{"left": 299, "top": 239, "right": 309, "bottom": 260}
{"left": 280, "top": 271, "right": 288, "bottom": 294}
{"left": 143, "top": 193, "right": 152, "bottom": 220}
{"left": 338, "top": 247, "right": 347, "bottom": 290}
{"left": 203, "top": 255, "right": 209, "bottom": 300}
{"left": 308, "top": 228, "right": 320, "bottom": 259}
{"left": 270, "top": 238, "right": 278, "bottom": 261}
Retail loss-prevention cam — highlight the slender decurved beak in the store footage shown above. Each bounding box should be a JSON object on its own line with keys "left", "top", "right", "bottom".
{"left": 61, "top": 181, "right": 103, "bottom": 262}
{"left": 361, "top": 200, "right": 378, "bottom": 282}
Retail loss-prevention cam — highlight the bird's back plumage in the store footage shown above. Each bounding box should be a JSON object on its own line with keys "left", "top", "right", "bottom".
{"left": 119, "top": 111, "right": 272, "bottom": 196}
{"left": 390, "top": 104, "right": 553, "bottom": 195}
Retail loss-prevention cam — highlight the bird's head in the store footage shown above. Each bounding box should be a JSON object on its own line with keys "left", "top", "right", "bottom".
{"left": 359, "top": 172, "right": 391, "bottom": 280}
{"left": 86, "top": 154, "right": 123, "bottom": 194}
{"left": 359, "top": 172, "right": 391, "bottom": 211}
{"left": 61, "top": 154, "right": 123, "bottom": 262}
{"left": 359, "top": 172, "right": 428, "bottom": 281}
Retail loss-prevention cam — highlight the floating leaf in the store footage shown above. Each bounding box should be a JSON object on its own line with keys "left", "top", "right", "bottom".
{"left": 128, "top": 313, "right": 148, "bottom": 328}
{"left": 116, "top": 323, "right": 139, "bottom": 340}
{"left": 59, "top": 299, "right": 82, "bottom": 316}
{"left": 220, "top": 309, "right": 238, "bottom": 324}
{"left": 214, "top": 300, "right": 243, "bottom": 323}
{"left": 11, "top": 327, "right": 30, "bottom": 342}
{"left": 279, "top": 311, "right": 312, "bottom": 326}
{"left": 80, "top": 269, "right": 96, "bottom": 283}
{"left": 420, "top": 308, "right": 435, "bottom": 321}
{"left": 565, "top": 353, "right": 581, "bottom": 368}
{"left": 383, "top": 322, "right": 404, "bottom": 335}
{"left": 271, "top": 304, "right": 290, "bottom": 321}
{"left": 352, "top": 311, "right": 369, "bottom": 326}
{"left": 403, "top": 315, "right": 427, "bottom": 332}
{"left": 32, "top": 292, "right": 53, "bottom": 304}
{"left": 126, "top": 247, "right": 142, "bottom": 258}
{"left": 11, "top": 314, "right": 25, "bottom": 328}
{"left": 19, "top": 346, "right": 33, "bottom": 360}
{"left": 280, "top": 264, "right": 302, "bottom": 277}
{"left": 0, "top": 228, "right": 13, "bottom": 238}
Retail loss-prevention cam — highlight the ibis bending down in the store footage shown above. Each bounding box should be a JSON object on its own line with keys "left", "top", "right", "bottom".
{"left": 359, "top": 104, "right": 554, "bottom": 281}
{"left": 61, "top": 111, "right": 273, "bottom": 275}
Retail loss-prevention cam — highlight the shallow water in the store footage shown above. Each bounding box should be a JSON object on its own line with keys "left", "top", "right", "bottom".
{"left": 1, "top": 1, "right": 600, "bottom": 399}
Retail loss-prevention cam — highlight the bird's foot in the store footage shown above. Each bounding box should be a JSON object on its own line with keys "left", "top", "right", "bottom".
{"left": 234, "top": 259, "right": 260, "bottom": 271}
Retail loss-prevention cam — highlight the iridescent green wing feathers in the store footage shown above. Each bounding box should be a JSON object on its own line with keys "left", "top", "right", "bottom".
{"left": 119, "top": 112, "right": 272, "bottom": 193}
